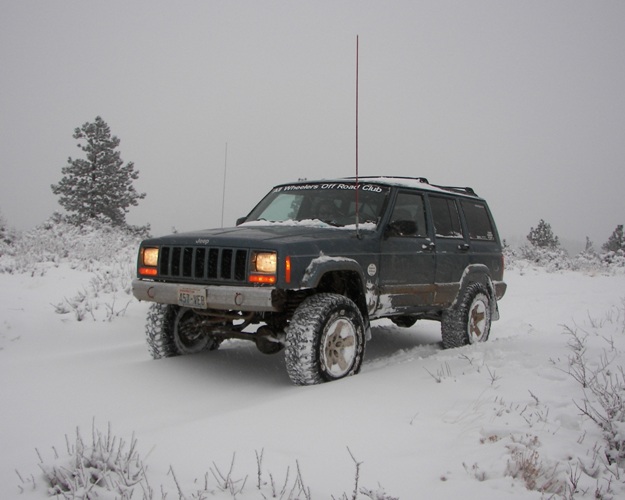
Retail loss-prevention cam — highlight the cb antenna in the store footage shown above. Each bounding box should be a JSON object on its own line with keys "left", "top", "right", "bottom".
{"left": 355, "top": 35, "right": 360, "bottom": 237}
{"left": 220, "top": 142, "right": 228, "bottom": 228}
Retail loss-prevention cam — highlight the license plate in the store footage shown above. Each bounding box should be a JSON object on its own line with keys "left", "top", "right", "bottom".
{"left": 177, "top": 287, "right": 207, "bottom": 309}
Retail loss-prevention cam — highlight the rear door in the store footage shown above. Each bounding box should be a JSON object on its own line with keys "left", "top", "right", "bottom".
{"left": 427, "top": 195, "right": 470, "bottom": 304}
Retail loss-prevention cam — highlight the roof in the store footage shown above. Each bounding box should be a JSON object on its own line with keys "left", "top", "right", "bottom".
{"left": 277, "top": 176, "right": 481, "bottom": 198}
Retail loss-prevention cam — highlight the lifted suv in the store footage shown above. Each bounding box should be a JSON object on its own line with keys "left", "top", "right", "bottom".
{"left": 132, "top": 177, "right": 506, "bottom": 385}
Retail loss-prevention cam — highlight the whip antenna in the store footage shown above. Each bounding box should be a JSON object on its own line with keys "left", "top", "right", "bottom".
{"left": 355, "top": 35, "right": 360, "bottom": 237}
{"left": 220, "top": 142, "right": 228, "bottom": 228}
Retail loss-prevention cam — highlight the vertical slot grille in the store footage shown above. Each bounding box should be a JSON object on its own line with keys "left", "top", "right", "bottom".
{"left": 221, "top": 249, "right": 233, "bottom": 279}
{"left": 171, "top": 247, "right": 181, "bottom": 276}
{"left": 195, "top": 248, "right": 206, "bottom": 278}
{"left": 235, "top": 250, "right": 247, "bottom": 281}
{"left": 157, "top": 246, "right": 248, "bottom": 282}
{"left": 208, "top": 248, "right": 219, "bottom": 278}
{"left": 182, "top": 248, "right": 193, "bottom": 277}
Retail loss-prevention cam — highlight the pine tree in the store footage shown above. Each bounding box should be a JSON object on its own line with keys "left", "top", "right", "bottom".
{"left": 51, "top": 116, "right": 146, "bottom": 226}
{"left": 0, "top": 209, "right": 8, "bottom": 243}
{"left": 602, "top": 225, "right": 624, "bottom": 253}
{"left": 527, "top": 219, "right": 560, "bottom": 249}
{"left": 0, "top": 209, "right": 15, "bottom": 247}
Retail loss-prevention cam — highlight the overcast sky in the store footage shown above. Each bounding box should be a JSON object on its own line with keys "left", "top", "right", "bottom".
{"left": 1, "top": 0, "right": 624, "bottom": 249}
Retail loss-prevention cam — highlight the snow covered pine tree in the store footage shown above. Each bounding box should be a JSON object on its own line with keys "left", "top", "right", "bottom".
{"left": 51, "top": 116, "right": 145, "bottom": 226}
{"left": 602, "top": 225, "right": 625, "bottom": 253}
{"left": 527, "top": 219, "right": 560, "bottom": 249}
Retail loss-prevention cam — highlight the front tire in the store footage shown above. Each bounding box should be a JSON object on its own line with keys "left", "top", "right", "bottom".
{"left": 441, "top": 282, "right": 492, "bottom": 349}
{"left": 285, "top": 294, "right": 365, "bottom": 385}
{"left": 145, "top": 303, "right": 219, "bottom": 359}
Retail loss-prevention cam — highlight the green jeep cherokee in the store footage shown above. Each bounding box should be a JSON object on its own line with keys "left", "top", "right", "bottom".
{"left": 132, "top": 177, "right": 506, "bottom": 385}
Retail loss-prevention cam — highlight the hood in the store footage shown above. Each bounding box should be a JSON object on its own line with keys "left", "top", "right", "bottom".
{"left": 142, "top": 222, "right": 375, "bottom": 248}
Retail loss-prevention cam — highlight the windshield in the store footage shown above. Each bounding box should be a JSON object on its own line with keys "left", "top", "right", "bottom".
{"left": 243, "top": 182, "right": 390, "bottom": 229}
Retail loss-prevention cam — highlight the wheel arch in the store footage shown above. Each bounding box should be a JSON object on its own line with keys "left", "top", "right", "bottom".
{"left": 300, "top": 257, "right": 369, "bottom": 322}
{"left": 455, "top": 264, "right": 500, "bottom": 320}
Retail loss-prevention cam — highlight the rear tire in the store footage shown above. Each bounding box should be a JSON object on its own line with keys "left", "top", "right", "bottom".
{"left": 441, "top": 282, "right": 492, "bottom": 349}
{"left": 285, "top": 293, "right": 365, "bottom": 385}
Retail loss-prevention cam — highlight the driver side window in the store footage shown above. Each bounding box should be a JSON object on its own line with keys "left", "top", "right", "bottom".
{"left": 388, "top": 192, "right": 427, "bottom": 237}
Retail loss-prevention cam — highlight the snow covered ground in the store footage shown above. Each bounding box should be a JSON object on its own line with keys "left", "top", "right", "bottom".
{"left": 1, "top": 227, "right": 625, "bottom": 498}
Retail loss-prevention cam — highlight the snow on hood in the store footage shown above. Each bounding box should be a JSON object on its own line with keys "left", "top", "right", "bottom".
{"left": 240, "top": 219, "right": 377, "bottom": 231}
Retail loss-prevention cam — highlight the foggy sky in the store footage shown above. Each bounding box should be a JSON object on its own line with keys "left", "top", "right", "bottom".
{"left": 1, "top": 0, "right": 624, "bottom": 250}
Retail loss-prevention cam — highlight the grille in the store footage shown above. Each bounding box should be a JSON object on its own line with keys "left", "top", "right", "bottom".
{"left": 158, "top": 246, "right": 248, "bottom": 282}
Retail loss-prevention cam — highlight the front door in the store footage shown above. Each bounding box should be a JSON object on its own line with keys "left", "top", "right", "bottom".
{"left": 378, "top": 191, "right": 436, "bottom": 315}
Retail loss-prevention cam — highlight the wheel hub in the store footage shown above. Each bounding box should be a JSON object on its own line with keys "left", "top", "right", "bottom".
{"left": 323, "top": 318, "right": 356, "bottom": 376}
{"left": 469, "top": 298, "right": 487, "bottom": 341}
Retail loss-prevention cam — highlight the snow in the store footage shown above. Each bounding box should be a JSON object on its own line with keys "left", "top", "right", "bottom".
{"left": 241, "top": 219, "right": 377, "bottom": 231}
{"left": 2, "top": 230, "right": 625, "bottom": 498}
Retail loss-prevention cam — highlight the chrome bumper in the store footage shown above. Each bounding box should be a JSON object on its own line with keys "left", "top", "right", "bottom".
{"left": 131, "top": 279, "right": 279, "bottom": 312}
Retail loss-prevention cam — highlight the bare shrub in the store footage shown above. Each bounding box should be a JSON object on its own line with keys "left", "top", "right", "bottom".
{"left": 18, "top": 430, "right": 397, "bottom": 499}
{"left": 562, "top": 302, "right": 625, "bottom": 491}
{"left": 18, "top": 422, "right": 148, "bottom": 498}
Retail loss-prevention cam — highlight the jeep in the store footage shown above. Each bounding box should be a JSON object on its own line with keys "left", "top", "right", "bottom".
{"left": 132, "top": 176, "right": 507, "bottom": 385}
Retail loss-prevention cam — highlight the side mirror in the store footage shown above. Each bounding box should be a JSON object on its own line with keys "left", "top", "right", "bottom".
{"left": 236, "top": 216, "right": 247, "bottom": 226}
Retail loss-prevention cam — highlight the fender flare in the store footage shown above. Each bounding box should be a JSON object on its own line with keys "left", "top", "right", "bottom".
{"left": 300, "top": 255, "right": 370, "bottom": 327}
{"left": 301, "top": 255, "right": 367, "bottom": 289}
{"left": 454, "top": 264, "right": 500, "bottom": 321}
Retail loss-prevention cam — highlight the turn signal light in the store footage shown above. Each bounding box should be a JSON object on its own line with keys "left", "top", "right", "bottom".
{"left": 249, "top": 274, "right": 276, "bottom": 284}
{"left": 139, "top": 267, "right": 158, "bottom": 276}
{"left": 285, "top": 256, "right": 291, "bottom": 283}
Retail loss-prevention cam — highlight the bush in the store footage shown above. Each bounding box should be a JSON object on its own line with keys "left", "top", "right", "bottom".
{"left": 504, "top": 241, "right": 625, "bottom": 275}
{"left": 518, "top": 244, "right": 571, "bottom": 272}
{"left": 17, "top": 424, "right": 398, "bottom": 499}
{"left": 562, "top": 301, "right": 625, "bottom": 492}
{"left": 17, "top": 423, "right": 148, "bottom": 498}
{"left": 0, "top": 215, "right": 145, "bottom": 275}
{"left": 0, "top": 217, "right": 147, "bottom": 321}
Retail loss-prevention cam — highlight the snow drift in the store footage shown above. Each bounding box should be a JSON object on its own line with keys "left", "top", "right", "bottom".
{"left": 1, "top": 221, "right": 625, "bottom": 498}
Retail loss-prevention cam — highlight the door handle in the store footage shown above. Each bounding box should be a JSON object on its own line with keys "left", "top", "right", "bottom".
{"left": 422, "top": 242, "right": 435, "bottom": 251}
{"left": 458, "top": 243, "right": 470, "bottom": 251}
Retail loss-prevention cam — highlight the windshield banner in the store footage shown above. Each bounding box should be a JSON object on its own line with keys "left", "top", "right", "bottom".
{"left": 273, "top": 183, "right": 387, "bottom": 193}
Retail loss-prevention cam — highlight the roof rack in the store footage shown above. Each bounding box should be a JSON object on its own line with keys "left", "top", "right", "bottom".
{"left": 344, "top": 176, "right": 478, "bottom": 196}
{"left": 431, "top": 184, "right": 478, "bottom": 197}
{"left": 345, "top": 176, "right": 430, "bottom": 184}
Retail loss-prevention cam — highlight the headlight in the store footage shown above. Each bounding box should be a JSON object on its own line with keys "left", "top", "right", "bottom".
{"left": 142, "top": 247, "right": 159, "bottom": 267}
{"left": 254, "top": 252, "right": 277, "bottom": 273}
{"left": 139, "top": 247, "right": 159, "bottom": 277}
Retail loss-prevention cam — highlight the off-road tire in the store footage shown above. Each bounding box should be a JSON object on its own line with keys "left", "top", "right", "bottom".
{"left": 145, "top": 303, "right": 220, "bottom": 359}
{"left": 145, "top": 303, "right": 178, "bottom": 359}
{"left": 441, "top": 282, "right": 492, "bottom": 349}
{"left": 285, "top": 293, "right": 365, "bottom": 385}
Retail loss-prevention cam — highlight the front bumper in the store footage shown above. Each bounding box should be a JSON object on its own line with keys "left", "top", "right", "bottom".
{"left": 132, "top": 279, "right": 280, "bottom": 312}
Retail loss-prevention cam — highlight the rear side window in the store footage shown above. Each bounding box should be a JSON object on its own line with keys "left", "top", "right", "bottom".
{"left": 429, "top": 196, "right": 463, "bottom": 238}
{"left": 462, "top": 201, "right": 496, "bottom": 241}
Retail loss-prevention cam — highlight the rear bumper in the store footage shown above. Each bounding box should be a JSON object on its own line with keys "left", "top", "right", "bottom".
{"left": 494, "top": 281, "right": 507, "bottom": 300}
{"left": 132, "top": 279, "right": 280, "bottom": 312}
